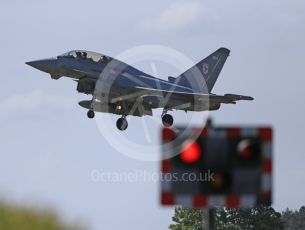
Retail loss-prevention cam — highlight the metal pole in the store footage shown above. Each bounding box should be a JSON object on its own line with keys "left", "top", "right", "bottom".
{"left": 202, "top": 209, "right": 209, "bottom": 229}
{"left": 208, "top": 208, "right": 215, "bottom": 230}
{"left": 202, "top": 208, "right": 215, "bottom": 230}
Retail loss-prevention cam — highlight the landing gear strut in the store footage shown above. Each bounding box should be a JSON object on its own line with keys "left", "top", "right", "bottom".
{"left": 116, "top": 116, "right": 128, "bottom": 131}
{"left": 162, "top": 111, "right": 173, "bottom": 127}
{"left": 87, "top": 96, "right": 96, "bottom": 119}
{"left": 87, "top": 110, "right": 95, "bottom": 119}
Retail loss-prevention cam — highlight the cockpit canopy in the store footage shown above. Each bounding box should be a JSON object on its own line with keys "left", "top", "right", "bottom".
{"left": 58, "top": 50, "right": 111, "bottom": 63}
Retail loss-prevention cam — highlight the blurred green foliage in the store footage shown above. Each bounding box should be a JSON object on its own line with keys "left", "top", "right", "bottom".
{"left": 0, "top": 202, "right": 84, "bottom": 230}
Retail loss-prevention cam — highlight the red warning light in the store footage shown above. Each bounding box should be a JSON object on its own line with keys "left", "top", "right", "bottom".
{"left": 180, "top": 140, "right": 201, "bottom": 163}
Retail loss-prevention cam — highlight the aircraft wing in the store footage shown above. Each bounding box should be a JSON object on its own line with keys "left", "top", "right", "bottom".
{"left": 133, "top": 87, "right": 254, "bottom": 104}
{"left": 110, "top": 86, "right": 253, "bottom": 105}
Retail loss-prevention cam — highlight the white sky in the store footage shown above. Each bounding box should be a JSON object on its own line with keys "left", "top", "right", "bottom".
{"left": 0, "top": 0, "right": 305, "bottom": 229}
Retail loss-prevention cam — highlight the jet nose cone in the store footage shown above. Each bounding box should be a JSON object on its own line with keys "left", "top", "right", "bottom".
{"left": 26, "top": 58, "right": 58, "bottom": 73}
{"left": 25, "top": 61, "right": 40, "bottom": 68}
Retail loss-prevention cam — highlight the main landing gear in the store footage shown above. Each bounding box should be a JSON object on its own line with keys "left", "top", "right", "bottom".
{"left": 87, "top": 110, "right": 95, "bottom": 119}
{"left": 116, "top": 116, "right": 128, "bottom": 131}
{"left": 86, "top": 109, "right": 128, "bottom": 131}
{"left": 161, "top": 110, "right": 174, "bottom": 127}
{"left": 86, "top": 109, "right": 172, "bottom": 130}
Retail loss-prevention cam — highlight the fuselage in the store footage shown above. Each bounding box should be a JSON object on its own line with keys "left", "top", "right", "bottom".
{"left": 26, "top": 50, "right": 203, "bottom": 111}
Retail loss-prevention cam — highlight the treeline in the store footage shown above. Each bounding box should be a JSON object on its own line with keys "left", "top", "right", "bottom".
{"left": 170, "top": 206, "right": 305, "bottom": 230}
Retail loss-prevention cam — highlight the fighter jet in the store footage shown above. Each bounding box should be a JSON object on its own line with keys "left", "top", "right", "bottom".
{"left": 26, "top": 48, "right": 253, "bottom": 131}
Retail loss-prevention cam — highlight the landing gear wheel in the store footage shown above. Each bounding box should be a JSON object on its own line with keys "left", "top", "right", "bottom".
{"left": 116, "top": 117, "right": 128, "bottom": 131}
{"left": 87, "top": 110, "right": 95, "bottom": 119}
{"left": 162, "top": 114, "right": 173, "bottom": 127}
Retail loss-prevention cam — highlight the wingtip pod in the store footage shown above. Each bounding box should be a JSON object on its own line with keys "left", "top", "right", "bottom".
{"left": 245, "top": 96, "right": 254, "bottom": 101}
{"left": 239, "top": 95, "right": 254, "bottom": 100}
{"left": 224, "top": 94, "right": 254, "bottom": 101}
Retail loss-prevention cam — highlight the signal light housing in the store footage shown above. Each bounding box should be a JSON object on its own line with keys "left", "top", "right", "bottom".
{"left": 160, "top": 126, "right": 272, "bottom": 208}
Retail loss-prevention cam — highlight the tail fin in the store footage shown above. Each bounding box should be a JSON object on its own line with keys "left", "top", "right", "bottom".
{"left": 172, "top": 48, "right": 230, "bottom": 93}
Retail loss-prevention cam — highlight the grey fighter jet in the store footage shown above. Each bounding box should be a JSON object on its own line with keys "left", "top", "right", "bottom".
{"left": 26, "top": 48, "right": 253, "bottom": 131}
